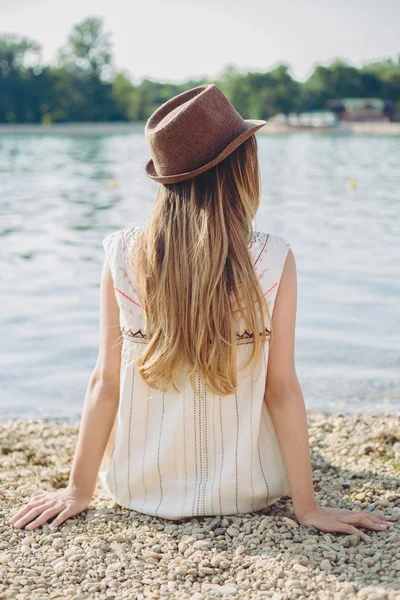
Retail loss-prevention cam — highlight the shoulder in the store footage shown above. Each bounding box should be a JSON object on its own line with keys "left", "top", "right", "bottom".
{"left": 101, "top": 226, "right": 144, "bottom": 321}
{"left": 102, "top": 225, "right": 144, "bottom": 259}
{"left": 249, "top": 231, "right": 290, "bottom": 268}
{"left": 251, "top": 231, "right": 292, "bottom": 312}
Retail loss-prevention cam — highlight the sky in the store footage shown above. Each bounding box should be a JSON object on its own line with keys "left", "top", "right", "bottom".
{"left": 1, "top": 0, "right": 399, "bottom": 84}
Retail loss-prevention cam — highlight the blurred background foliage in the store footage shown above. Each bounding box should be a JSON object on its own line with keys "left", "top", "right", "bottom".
{"left": 1, "top": 16, "right": 399, "bottom": 124}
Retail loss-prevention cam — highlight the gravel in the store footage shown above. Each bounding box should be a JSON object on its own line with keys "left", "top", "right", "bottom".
{"left": 1, "top": 410, "right": 399, "bottom": 600}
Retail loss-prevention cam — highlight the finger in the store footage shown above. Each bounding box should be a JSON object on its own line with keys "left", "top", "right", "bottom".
{"left": 359, "top": 516, "right": 393, "bottom": 531}
{"left": 339, "top": 523, "right": 370, "bottom": 541}
{"left": 49, "top": 507, "right": 73, "bottom": 528}
{"left": 362, "top": 512, "right": 393, "bottom": 525}
{"left": 344, "top": 513, "right": 392, "bottom": 531}
{"left": 30, "top": 493, "right": 47, "bottom": 501}
{"left": 26, "top": 505, "right": 64, "bottom": 531}
{"left": 13, "top": 501, "right": 57, "bottom": 529}
{"left": 9, "top": 497, "right": 48, "bottom": 524}
{"left": 369, "top": 513, "right": 393, "bottom": 521}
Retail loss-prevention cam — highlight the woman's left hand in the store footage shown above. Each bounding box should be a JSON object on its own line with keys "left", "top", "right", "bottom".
{"left": 295, "top": 502, "right": 393, "bottom": 540}
{"left": 8, "top": 486, "right": 92, "bottom": 530}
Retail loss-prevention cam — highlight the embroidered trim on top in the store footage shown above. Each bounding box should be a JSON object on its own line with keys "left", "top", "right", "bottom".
{"left": 122, "top": 327, "right": 270, "bottom": 344}
{"left": 122, "top": 328, "right": 147, "bottom": 339}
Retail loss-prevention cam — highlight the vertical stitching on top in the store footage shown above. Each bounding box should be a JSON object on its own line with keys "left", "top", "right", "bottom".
{"left": 235, "top": 387, "right": 240, "bottom": 514}
{"left": 180, "top": 366, "right": 189, "bottom": 518}
{"left": 197, "top": 374, "right": 203, "bottom": 515}
{"left": 211, "top": 392, "right": 216, "bottom": 515}
{"left": 218, "top": 395, "right": 224, "bottom": 515}
{"left": 192, "top": 375, "right": 198, "bottom": 516}
{"left": 140, "top": 383, "right": 150, "bottom": 514}
{"left": 257, "top": 345, "right": 270, "bottom": 507}
{"left": 155, "top": 391, "right": 165, "bottom": 517}
{"left": 109, "top": 341, "right": 126, "bottom": 500}
{"left": 250, "top": 371, "right": 255, "bottom": 512}
{"left": 203, "top": 380, "right": 208, "bottom": 516}
{"left": 127, "top": 343, "right": 137, "bottom": 508}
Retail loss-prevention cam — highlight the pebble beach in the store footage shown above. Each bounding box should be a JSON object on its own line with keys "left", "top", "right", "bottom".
{"left": 1, "top": 411, "right": 399, "bottom": 600}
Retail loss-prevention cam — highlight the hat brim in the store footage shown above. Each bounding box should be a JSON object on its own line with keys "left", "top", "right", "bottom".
{"left": 145, "top": 119, "right": 267, "bottom": 184}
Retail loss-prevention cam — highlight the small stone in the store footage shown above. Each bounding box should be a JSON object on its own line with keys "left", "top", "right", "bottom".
{"left": 53, "top": 560, "right": 67, "bottom": 574}
{"left": 374, "top": 499, "right": 390, "bottom": 507}
{"left": 320, "top": 559, "right": 332, "bottom": 573}
{"left": 203, "top": 583, "right": 238, "bottom": 595}
{"left": 64, "top": 547, "right": 79, "bottom": 559}
{"left": 106, "top": 561, "right": 123, "bottom": 573}
{"left": 281, "top": 517, "right": 299, "bottom": 528}
{"left": 21, "top": 537, "right": 35, "bottom": 546}
{"left": 75, "top": 535, "right": 90, "bottom": 544}
{"left": 178, "top": 541, "right": 188, "bottom": 553}
{"left": 341, "top": 534, "right": 360, "bottom": 547}
{"left": 199, "top": 566, "right": 214, "bottom": 575}
{"left": 0, "top": 553, "right": 12, "bottom": 564}
{"left": 226, "top": 526, "right": 239, "bottom": 537}
{"left": 193, "top": 540, "right": 212, "bottom": 549}
{"left": 210, "top": 555, "right": 222, "bottom": 567}
{"left": 392, "top": 560, "right": 400, "bottom": 571}
{"left": 354, "top": 492, "right": 366, "bottom": 501}
{"left": 209, "top": 516, "right": 221, "bottom": 529}
{"left": 293, "top": 563, "right": 309, "bottom": 573}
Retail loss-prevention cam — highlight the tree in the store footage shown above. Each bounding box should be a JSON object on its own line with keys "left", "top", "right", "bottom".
{"left": 1, "top": 26, "right": 399, "bottom": 123}
{"left": 56, "top": 16, "right": 113, "bottom": 81}
{"left": 0, "top": 35, "right": 54, "bottom": 123}
{"left": 50, "top": 17, "right": 121, "bottom": 122}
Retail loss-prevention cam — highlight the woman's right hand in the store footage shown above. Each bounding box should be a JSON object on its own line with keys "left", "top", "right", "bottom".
{"left": 8, "top": 485, "right": 92, "bottom": 531}
{"left": 295, "top": 503, "right": 394, "bottom": 540}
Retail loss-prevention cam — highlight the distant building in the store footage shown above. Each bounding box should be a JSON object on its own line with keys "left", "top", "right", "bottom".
{"left": 289, "top": 110, "right": 338, "bottom": 127}
{"left": 269, "top": 110, "right": 338, "bottom": 128}
{"left": 328, "top": 98, "right": 395, "bottom": 122}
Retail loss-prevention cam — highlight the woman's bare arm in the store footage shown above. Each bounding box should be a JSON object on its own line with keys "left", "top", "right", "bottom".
{"left": 67, "top": 256, "right": 122, "bottom": 498}
{"left": 264, "top": 249, "right": 393, "bottom": 539}
{"left": 264, "top": 249, "right": 316, "bottom": 515}
{"left": 9, "top": 257, "right": 122, "bottom": 530}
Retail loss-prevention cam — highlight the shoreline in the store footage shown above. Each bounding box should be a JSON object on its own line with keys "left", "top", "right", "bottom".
{"left": 1, "top": 121, "right": 400, "bottom": 136}
{"left": 2, "top": 406, "right": 400, "bottom": 426}
{"left": 1, "top": 410, "right": 399, "bottom": 599}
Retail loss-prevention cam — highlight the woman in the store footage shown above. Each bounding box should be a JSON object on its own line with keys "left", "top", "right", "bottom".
{"left": 9, "top": 84, "right": 392, "bottom": 538}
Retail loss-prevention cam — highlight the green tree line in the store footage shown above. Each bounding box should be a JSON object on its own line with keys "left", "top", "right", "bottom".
{"left": 1, "top": 17, "right": 399, "bottom": 124}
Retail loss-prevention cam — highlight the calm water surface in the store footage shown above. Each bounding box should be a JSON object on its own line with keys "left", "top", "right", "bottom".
{"left": 0, "top": 131, "right": 399, "bottom": 420}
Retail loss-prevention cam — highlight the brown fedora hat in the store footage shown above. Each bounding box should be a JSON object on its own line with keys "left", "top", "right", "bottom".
{"left": 144, "top": 83, "right": 266, "bottom": 184}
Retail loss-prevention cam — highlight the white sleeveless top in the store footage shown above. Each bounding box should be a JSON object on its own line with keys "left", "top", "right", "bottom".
{"left": 98, "top": 226, "right": 291, "bottom": 520}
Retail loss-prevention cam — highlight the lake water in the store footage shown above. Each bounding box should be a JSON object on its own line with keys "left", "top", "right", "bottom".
{"left": 0, "top": 130, "right": 399, "bottom": 420}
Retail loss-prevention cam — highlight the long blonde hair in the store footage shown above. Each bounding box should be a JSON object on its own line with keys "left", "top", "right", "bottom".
{"left": 127, "top": 134, "right": 272, "bottom": 396}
